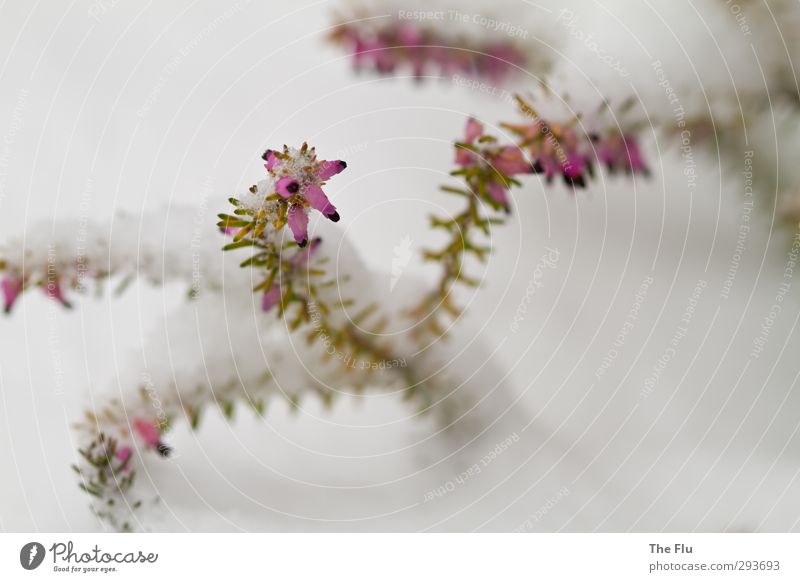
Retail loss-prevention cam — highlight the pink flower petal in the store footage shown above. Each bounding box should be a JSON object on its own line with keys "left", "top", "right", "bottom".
{"left": 304, "top": 184, "right": 338, "bottom": 221}
{"left": 262, "top": 150, "right": 278, "bottom": 170}
{"left": 375, "top": 51, "right": 396, "bottom": 74}
{"left": 1, "top": 276, "right": 22, "bottom": 313}
{"left": 276, "top": 177, "right": 300, "bottom": 198}
{"left": 287, "top": 204, "right": 309, "bottom": 246}
{"left": 455, "top": 147, "right": 474, "bottom": 167}
{"left": 116, "top": 446, "right": 133, "bottom": 472}
{"left": 43, "top": 279, "right": 71, "bottom": 309}
{"left": 397, "top": 24, "right": 422, "bottom": 46}
{"left": 492, "top": 146, "right": 531, "bottom": 175}
{"left": 486, "top": 181, "right": 510, "bottom": 211}
{"left": 464, "top": 118, "right": 483, "bottom": 143}
{"left": 133, "top": 419, "right": 160, "bottom": 448}
{"left": 261, "top": 285, "right": 281, "bottom": 312}
{"left": 317, "top": 160, "right": 347, "bottom": 181}
{"left": 535, "top": 155, "right": 561, "bottom": 182}
{"left": 290, "top": 237, "right": 322, "bottom": 267}
{"left": 623, "top": 136, "right": 648, "bottom": 174}
{"left": 563, "top": 151, "right": 587, "bottom": 179}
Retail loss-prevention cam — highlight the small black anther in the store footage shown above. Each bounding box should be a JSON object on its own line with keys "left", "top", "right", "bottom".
{"left": 564, "top": 174, "right": 586, "bottom": 188}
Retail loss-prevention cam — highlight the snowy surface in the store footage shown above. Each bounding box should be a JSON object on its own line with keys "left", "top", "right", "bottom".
{"left": 1, "top": 0, "right": 800, "bottom": 532}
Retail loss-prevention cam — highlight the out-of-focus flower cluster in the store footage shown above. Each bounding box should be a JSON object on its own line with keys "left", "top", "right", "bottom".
{"left": 329, "top": 20, "right": 526, "bottom": 83}
{"left": 503, "top": 97, "right": 649, "bottom": 189}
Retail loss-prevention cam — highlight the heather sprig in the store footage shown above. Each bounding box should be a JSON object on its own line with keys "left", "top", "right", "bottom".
{"left": 410, "top": 118, "right": 532, "bottom": 336}
{"left": 72, "top": 402, "right": 173, "bottom": 532}
{"left": 72, "top": 434, "right": 139, "bottom": 532}
{"left": 223, "top": 145, "right": 430, "bottom": 399}
{"left": 0, "top": 210, "right": 232, "bottom": 314}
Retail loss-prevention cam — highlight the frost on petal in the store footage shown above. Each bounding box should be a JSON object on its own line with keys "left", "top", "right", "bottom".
{"left": 261, "top": 284, "right": 281, "bottom": 312}
{"left": 132, "top": 419, "right": 160, "bottom": 448}
{"left": 304, "top": 184, "right": 339, "bottom": 221}
{"left": 317, "top": 160, "right": 347, "bottom": 181}
{"left": 276, "top": 177, "right": 300, "bottom": 198}
{"left": 287, "top": 204, "right": 310, "bottom": 246}
{"left": 1, "top": 276, "right": 22, "bottom": 313}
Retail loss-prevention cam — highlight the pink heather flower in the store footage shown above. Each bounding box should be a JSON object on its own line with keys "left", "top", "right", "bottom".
{"left": 262, "top": 238, "right": 322, "bottom": 312}
{"left": 482, "top": 44, "right": 527, "bottom": 82}
{"left": 286, "top": 200, "right": 310, "bottom": 246}
{"left": 504, "top": 109, "right": 648, "bottom": 188}
{"left": 132, "top": 418, "right": 171, "bottom": 457}
{"left": 593, "top": 133, "right": 650, "bottom": 176}
{"left": 455, "top": 118, "right": 483, "bottom": 166}
{"left": 456, "top": 118, "right": 532, "bottom": 212}
{"left": 492, "top": 146, "right": 534, "bottom": 176}
{"left": 133, "top": 418, "right": 159, "bottom": 446}
{"left": 116, "top": 446, "right": 133, "bottom": 472}
{"left": 43, "top": 277, "right": 72, "bottom": 309}
{"left": 528, "top": 125, "right": 592, "bottom": 188}
{"left": 2, "top": 273, "right": 75, "bottom": 313}
{"left": 261, "top": 285, "right": 281, "bottom": 312}
{"left": 262, "top": 145, "right": 346, "bottom": 247}
{"left": 2, "top": 275, "right": 22, "bottom": 313}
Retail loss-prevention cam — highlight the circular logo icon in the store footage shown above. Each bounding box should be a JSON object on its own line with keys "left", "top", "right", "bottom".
{"left": 20, "top": 542, "right": 45, "bottom": 570}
